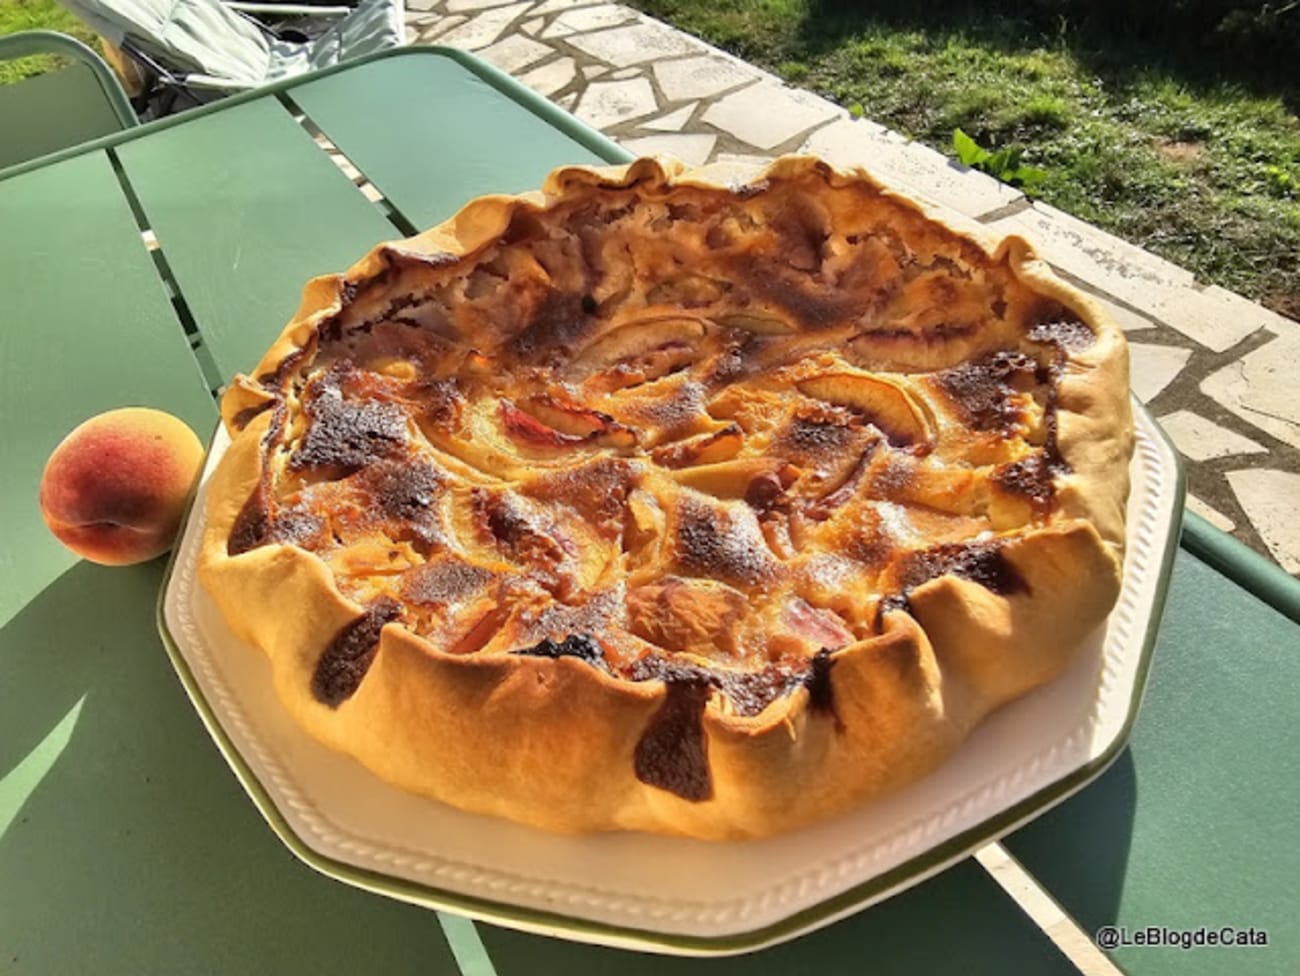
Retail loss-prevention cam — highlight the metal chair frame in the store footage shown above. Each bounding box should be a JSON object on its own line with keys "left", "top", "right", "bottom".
{"left": 0, "top": 30, "right": 139, "bottom": 130}
{"left": 0, "top": 30, "right": 139, "bottom": 175}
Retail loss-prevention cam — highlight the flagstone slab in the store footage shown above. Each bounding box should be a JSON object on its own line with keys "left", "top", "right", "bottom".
{"left": 641, "top": 103, "right": 697, "bottom": 132}
{"left": 1157, "top": 410, "right": 1267, "bottom": 462}
{"left": 621, "top": 132, "right": 716, "bottom": 166}
{"left": 516, "top": 56, "right": 577, "bottom": 96}
{"left": 446, "top": 0, "right": 528, "bottom": 11}
{"left": 532, "top": 0, "right": 603, "bottom": 12}
{"left": 1144, "top": 283, "right": 1292, "bottom": 353}
{"left": 652, "top": 55, "right": 760, "bottom": 101}
{"left": 476, "top": 33, "right": 553, "bottom": 73}
{"left": 1128, "top": 342, "right": 1192, "bottom": 403}
{"left": 415, "top": 14, "right": 466, "bottom": 41}
{"left": 539, "top": 19, "right": 575, "bottom": 38}
{"left": 1226, "top": 469, "right": 1300, "bottom": 573}
{"left": 565, "top": 20, "right": 701, "bottom": 67}
{"left": 702, "top": 78, "right": 839, "bottom": 151}
{"left": 541, "top": 4, "right": 636, "bottom": 37}
{"left": 406, "top": 13, "right": 439, "bottom": 44}
{"left": 1201, "top": 329, "right": 1300, "bottom": 449}
{"left": 1084, "top": 291, "right": 1161, "bottom": 333}
{"left": 573, "top": 77, "right": 658, "bottom": 128}
{"left": 711, "top": 152, "right": 777, "bottom": 175}
{"left": 436, "top": 2, "right": 534, "bottom": 49}
{"left": 794, "top": 112, "right": 895, "bottom": 149}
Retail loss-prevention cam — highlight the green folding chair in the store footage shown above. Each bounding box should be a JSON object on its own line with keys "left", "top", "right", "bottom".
{"left": 54, "top": 0, "right": 405, "bottom": 118}
{"left": 0, "top": 30, "right": 139, "bottom": 174}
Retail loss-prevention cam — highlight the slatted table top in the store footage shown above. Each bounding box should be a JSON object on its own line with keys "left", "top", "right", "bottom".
{"left": 1, "top": 47, "right": 1295, "bottom": 976}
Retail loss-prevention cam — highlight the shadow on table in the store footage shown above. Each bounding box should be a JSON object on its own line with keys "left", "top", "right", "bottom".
{"left": 0, "top": 562, "right": 173, "bottom": 811}
{"left": 0, "top": 561, "right": 458, "bottom": 975}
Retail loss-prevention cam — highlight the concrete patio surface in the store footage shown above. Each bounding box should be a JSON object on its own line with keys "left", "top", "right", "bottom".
{"left": 403, "top": 0, "right": 1299, "bottom": 577}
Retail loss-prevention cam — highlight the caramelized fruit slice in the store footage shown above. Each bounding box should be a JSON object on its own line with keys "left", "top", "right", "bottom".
{"left": 651, "top": 424, "right": 744, "bottom": 468}
{"left": 797, "top": 372, "right": 934, "bottom": 447}
{"left": 569, "top": 317, "right": 707, "bottom": 373}
{"left": 523, "top": 394, "right": 639, "bottom": 448}
{"left": 670, "top": 457, "right": 787, "bottom": 500}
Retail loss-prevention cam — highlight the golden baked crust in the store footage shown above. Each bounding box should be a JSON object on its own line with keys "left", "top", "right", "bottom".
{"left": 198, "top": 156, "right": 1133, "bottom": 840}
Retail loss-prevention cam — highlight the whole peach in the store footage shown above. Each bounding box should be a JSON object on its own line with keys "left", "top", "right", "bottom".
{"left": 39, "top": 407, "right": 205, "bottom": 566}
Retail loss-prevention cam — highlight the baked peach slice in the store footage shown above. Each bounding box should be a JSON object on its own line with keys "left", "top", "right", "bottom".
{"left": 768, "top": 595, "right": 856, "bottom": 657}
{"left": 500, "top": 397, "right": 637, "bottom": 450}
{"left": 651, "top": 424, "right": 744, "bottom": 468}
{"left": 670, "top": 457, "right": 788, "bottom": 500}
{"left": 796, "top": 372, "right": 934, "bottom": 447}
{"left": 570, "top": 317, "right": 706, "bottom": 375}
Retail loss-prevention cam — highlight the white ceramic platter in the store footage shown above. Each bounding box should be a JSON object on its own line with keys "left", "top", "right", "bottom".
{"left": 158, "top": 400, "right": 1183, "bottom": 956}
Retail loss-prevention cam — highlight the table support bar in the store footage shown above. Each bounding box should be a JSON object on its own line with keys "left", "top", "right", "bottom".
{"left": 1181, "top": 510, "right": 1300, "bottom": 624}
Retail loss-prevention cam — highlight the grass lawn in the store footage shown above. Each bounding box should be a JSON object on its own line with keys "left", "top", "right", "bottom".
{"left": 631, "top": 0, "right": 1300, "bottom": 320}
{"left": 0, "top": 0, "right": 99, "bottom": 85}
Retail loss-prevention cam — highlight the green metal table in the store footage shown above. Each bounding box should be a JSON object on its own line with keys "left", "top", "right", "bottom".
{"left": 1, "top": 48, "right": 1296, "bottom": 976}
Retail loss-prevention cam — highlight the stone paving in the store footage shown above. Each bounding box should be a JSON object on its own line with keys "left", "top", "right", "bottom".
{"left": 404, "top": 0, "right": 1300, "bottom": 575}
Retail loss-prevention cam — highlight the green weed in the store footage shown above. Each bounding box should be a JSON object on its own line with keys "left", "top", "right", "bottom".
{"left": 953, "top": 128, "right": 1048, "bottom": 190}
{"left": 777, "top": 60, "right": 809, "bottom": 82}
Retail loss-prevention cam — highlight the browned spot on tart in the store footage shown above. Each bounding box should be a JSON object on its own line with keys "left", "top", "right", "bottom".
{"left": 895, "top": 539, "right": 1028, "bottom": 597}
{"left": 290, "top": 367, "right": 409, "bottom": 473}
{"left": 933, "top": 351, "right": 1040, "bottom": 432}
{"left": 674, "top": 497, "right": 779, "bottom": 586}
{"left": 313, "top": 598, "right": 402, "bottom": 707}
{"left": 633, "top": 670, "right": 714, "bottom": 801}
